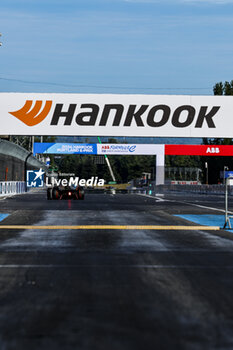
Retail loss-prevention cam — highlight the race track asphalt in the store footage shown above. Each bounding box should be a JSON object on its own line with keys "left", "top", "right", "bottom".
{"left": 0, "top": 189, "right": 233, "bottom": 350}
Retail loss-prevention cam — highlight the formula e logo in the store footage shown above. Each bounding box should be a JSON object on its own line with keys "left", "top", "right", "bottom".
{"left": 129, "top": 146, "right": 136, "bottom": 152}
{"left": 9, "top": 100, "right": 52, "bottom": 126}
{"left": 27, "top": 168, "right": 45, "bottom": 187}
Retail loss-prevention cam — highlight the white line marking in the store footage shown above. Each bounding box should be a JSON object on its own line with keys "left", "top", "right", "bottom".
{"left": 136, "top": 192, "right": 233, "bottom": 215}
{"left": 136, "top": 193, "right": 167, "bottom": 202}
{"left": 183, "top": 202, "right": 233, "bottom": 215}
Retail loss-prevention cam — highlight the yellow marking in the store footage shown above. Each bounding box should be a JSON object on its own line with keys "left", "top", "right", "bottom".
{"left": 0, "top": 225, "right": 220, "bottom": 230}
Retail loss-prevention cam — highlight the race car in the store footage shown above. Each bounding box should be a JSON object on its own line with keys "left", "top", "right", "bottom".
{"left": 47, "top": 184, "right": 84, "bottom": 200}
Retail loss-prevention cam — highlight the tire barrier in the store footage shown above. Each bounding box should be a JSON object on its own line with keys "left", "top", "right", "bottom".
{"left": 0, "top": 181, "right": 26, "bottom": 196}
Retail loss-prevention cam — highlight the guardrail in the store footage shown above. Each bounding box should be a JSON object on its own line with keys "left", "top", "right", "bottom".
{"left": 0, "top": 181, "right": 26, "bottom": 196}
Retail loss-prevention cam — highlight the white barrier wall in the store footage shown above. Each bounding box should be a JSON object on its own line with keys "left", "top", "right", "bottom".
{"left": 0, "top": 181, "right": 26, "bottom": 196}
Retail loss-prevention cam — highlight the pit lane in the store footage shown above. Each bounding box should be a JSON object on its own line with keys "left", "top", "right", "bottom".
{"left": 0, "top": 189, "right": 233, "bottom": 349}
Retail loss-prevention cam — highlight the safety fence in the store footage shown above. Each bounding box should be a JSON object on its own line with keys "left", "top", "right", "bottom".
{"left": 0, "top": 181, "right": 26, "bottom": 196}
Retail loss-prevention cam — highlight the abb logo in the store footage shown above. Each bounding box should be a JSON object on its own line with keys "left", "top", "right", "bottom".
{"left": 206, "top": 147, "right": 220, "bottom": 154}
{"left": 165, "top": 145, "right": 233, "bottom": 156}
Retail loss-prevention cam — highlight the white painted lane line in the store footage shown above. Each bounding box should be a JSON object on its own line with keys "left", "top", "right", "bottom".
{"left": 136, "top": 193, "right": 167, "bottom": 202}
{"left": 136, "top": 192, "right": 233, "bottom": 215}
{"left": 183, "top": 202, "right": 233, "bottom": 215}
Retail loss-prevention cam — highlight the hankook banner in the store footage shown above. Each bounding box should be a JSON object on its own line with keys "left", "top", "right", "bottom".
{"left": 1, "top": 93, "right": 233, "bottom": 137}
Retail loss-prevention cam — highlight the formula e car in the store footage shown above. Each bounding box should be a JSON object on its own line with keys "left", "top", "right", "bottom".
{"left": 47, "top": 185, "right": 84, "bottom": 200}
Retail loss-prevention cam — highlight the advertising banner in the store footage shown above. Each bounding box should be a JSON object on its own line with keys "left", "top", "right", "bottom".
{"left": 1, "top": 93, "right": 233, "bottom": 137}
{"left": 97, "top": 144, "right": 164, "bottom": 155}
{"left": 34, "top": 143, "right": 97, "bottom": 155}
{"left": 34, "top": 143, "right": 164, "bottom": 156}
{"left": 165, "top": 145, "right": 233, "bottom": 156}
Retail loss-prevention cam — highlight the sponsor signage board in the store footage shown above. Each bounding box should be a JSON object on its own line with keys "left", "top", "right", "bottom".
{"left": 1, "top": 93, "right": 233, "bottom": 137}
{"left": 165, "top": 145, "right": 233, "bottom": 156}
{"left": 34, "top": 143, "right": 233, "bottom": 157}
{"left": 97, "top": 144, "right": 164, "bottom": 155}
{"left": 34, "top": 143, "right": 97, "bottom": 155}
{"left": 34, "top": 143, "right": 164, "bottom": 156}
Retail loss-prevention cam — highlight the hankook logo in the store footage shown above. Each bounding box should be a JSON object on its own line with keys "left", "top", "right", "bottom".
{"left": 9, "top": 100, "right": 52, "bottom": 126}
{"left": 9, "top": 101, "right": 220, "bottom": 129}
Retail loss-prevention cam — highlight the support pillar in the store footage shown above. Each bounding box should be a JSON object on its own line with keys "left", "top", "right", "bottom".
{"left": 155, "top": 146, "right": 165, "bottom": 185}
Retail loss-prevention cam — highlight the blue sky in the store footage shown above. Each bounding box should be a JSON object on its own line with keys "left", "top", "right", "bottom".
{"left": 0, "top": 0, "right": 233, "bottom": 95}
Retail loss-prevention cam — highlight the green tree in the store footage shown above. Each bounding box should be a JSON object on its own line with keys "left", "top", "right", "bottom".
{"left": 213, "top": 82, "right": 223, "bottom": 95}
{"left": 201, "top": 80, "right": 233, "bottom": 184}
{"left": 213, "top": 80, "right": 233, "bottom": 96}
